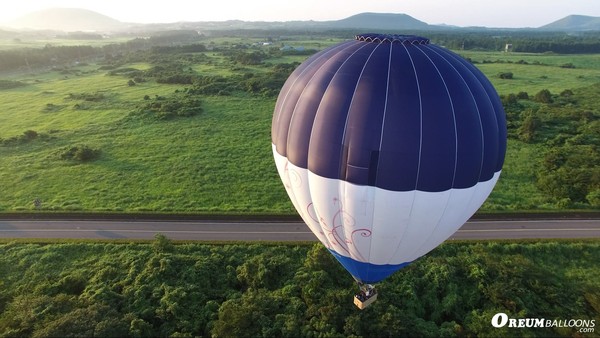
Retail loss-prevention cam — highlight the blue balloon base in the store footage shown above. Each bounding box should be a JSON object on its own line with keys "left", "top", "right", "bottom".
{"left": 328, "top": 249, "right": 411, "bottom": 284}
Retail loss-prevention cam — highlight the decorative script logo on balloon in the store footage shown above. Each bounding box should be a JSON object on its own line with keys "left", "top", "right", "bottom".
{"left": 491, "top": 313, "right": 595, "bottom": 333}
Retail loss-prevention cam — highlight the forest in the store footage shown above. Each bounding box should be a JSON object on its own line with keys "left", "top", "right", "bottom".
{"left": 0, "top": 237, "right": 598, "bottom": 337}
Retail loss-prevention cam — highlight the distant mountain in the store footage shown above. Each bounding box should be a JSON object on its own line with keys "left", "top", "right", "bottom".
{"left": 8, "top": 8, "right": 126, "bottom": 32}
{"left": 4, "top": 9, "right": 600, "bottom": 33}
{"left": 324, "top": 12, "right": 431, "bottom": 30}
{"left": 539, "top": 15, "right": 600, "bottom": 31}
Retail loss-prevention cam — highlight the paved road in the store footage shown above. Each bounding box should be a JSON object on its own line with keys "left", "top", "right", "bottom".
{"left": 0, "top": 219, "right": 598, "bottom": 241}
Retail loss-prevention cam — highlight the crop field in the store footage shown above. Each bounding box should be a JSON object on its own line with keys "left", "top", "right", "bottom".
{"left": 0, "top": 36, "right": 599, "bottom": 213}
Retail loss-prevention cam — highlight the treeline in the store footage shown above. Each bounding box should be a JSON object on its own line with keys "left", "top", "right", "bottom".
{"left": 428, "top": 31, "right": 600, "bottom": 53}
{"left": 3, "top": 30, "right": 600, "bottom": 74}
{"left": 501, "top": 83, "right": 600, "bottom": 207}
{"left": 0, "top": 237, "right": 597, "bottom": 337}
{"left": 511, "top": 39, "right": 600, "bottom": 54}
{"left": 0, "top": 30, "right": 205, "bottom": 73}
{"left": 0, "top": 44, "right": 99, "bottom": 72}
{"left": 206, "top": 29, "right": 600, "bottom": 54}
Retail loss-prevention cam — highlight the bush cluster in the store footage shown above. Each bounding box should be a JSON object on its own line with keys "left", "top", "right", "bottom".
{"left": 66, "top": 92, "right": 106, "bottom": 102}
{"left": 59, "top": 144, "right": 101, "bottom": 162}
{"left": 0, "top": 79, "right": 27, "bottom": 90}
{"left": 1, "top": 130, "right": 41, "bottom": 146}
{"left": 135, "top": 94, "right": 203, "bottom": 120}
{"left": 501, "top": 84, "right": 600, "bottom": 206}
{"left": 106, "top": 47, "right": 298, "bottom": 98}
{"left": 497, "top": 72, "right": 513, "bottom": 79}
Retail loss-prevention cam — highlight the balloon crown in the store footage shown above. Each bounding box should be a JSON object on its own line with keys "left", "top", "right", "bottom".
{"left": 355, "top": 33, "right": 430, "bottom": 45}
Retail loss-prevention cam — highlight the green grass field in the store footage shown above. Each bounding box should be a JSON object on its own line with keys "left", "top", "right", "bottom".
{"left": 0, "top": 46, "right": 598, "bottom": 213}
{"left": 0, "top": 80, "right": 290, "bottom": 212}
{"left": 461, "top": 52, "right": 600, "bottom": 95}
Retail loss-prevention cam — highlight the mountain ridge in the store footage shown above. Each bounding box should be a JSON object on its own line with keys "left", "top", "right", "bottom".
{"left": 324, "top": 12, "right": 431, "bottom": 30}
{"left": 6, "top": 8, "right": 126, "bottom": 32}
{"left": 539, "top": 15, "right": 600, "bottom": 31}
{"left": 4, "top": 8, "right": 600, "bottom": 32}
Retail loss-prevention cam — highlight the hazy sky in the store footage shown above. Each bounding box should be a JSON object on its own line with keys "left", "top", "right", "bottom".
{"left": 2, "top": 0, "right": 600, "bottom": 28}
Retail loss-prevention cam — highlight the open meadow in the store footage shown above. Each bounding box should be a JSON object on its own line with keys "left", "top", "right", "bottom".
{"left": 0, "top": 34, "right": 599, "bottom": 213}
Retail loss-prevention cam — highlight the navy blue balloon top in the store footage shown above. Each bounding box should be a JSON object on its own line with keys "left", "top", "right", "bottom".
{"left": 272, "top": 34, "right": 507, "bottom": 192}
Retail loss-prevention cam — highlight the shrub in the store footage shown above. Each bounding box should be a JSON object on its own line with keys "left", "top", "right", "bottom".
{"left": 501, "top": 93, "right": 518, "bottom": 106}
{"left": 135, "top": 95, "right": 203, "bottom": 120}
{"left": 1, "top": 130, "right": 40, "bottom": 146}
{"left": 0, "top": 79, "right": 27, "bottom": 89}
{"left": 517, "top": 112, "right": 540, "bottom": 143}
{"left": 60, "top": 145, "right": 101, "bottom": 162}
{"left": 497, "top": 72, "right": 513, "bottom": 79}
{"left": 587, "top": 189, "right": 600, "bottom": 207}
{"left": 23, "top": 130, "right": 38, "bottom": 140}
{"left": 533, "top": 89, "right": 553, "bottom": 103}
{"left": 67, "top": 92, "right": 106, "bottom": 102}
{"left": 560, "top": 89, "right": 574, "bottom": 97}
{"left": 537, "top": 144, "right": 599, "bottom": 203}
{"left": 43, "top": 103, "right": 63, "bottom": 113}
{"left": 107, "top": 67, "right": 143, "bottom": 76}
{"left": 152, "top": 234, "right": 174, "bottom": 253}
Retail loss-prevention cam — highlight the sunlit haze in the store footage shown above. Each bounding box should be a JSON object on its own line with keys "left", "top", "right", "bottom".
{"left": 1, "top": 0, "right": 600, "bottom": 28}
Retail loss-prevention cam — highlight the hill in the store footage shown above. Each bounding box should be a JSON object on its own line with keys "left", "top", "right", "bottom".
{"left": 324, "top": 12, "right": 431, "bottom": 30}
{"left": 5, "top": 9, "right": 600, "bottom": 33}
{"left": 7, "top": 8, "right": 125, "bottom": 32}
{"left": 540, "top": 14, "right": 600, "bottom": 31}
{"left": 124, "top": 12, "right": 435, "bottom": 32}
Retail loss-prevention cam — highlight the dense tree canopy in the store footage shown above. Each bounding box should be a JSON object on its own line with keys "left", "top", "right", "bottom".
{"left": 0, "top": 237, "right": 597, "bottom": 337}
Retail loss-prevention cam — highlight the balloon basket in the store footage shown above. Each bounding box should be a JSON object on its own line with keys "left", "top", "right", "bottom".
{"left": 354, "top": 292, "right": 378, "bottom": 309}
{"left": 354, "top": 283, "right": 378, "bottom": 309}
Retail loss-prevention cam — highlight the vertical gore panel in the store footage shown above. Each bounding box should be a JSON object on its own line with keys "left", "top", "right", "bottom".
{"left": 376, "top": 44, "right": 421, "bottom": 191}
{"left": 409, "top": 46, "right": 456, "bottom": 192}
{"left": 307, "top": 43, "right": 377, "bottom": 178}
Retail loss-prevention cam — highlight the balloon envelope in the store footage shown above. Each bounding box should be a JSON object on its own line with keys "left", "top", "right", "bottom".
{"left": 272, "top": 34, "right": 507, "bottom": 283}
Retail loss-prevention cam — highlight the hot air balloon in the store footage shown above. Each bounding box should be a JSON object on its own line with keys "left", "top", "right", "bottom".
{"left": 271, "top": 33, "right": 507, "bottom": 308}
